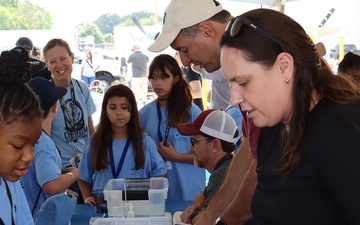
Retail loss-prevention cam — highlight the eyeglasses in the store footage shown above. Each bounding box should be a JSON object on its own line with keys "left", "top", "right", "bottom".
{"left": 225, "top": 16, "right": 287, "bottom": 52}
{"left": 190, "top": 137, "right": 210, "bottom": 147}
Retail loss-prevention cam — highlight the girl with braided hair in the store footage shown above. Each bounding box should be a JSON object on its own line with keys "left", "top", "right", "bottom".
{"left": 0, "top": 47, "right": 43, "bottom": 225}
{"left": 220, "top": 8, "right": 360, "bottom": 225}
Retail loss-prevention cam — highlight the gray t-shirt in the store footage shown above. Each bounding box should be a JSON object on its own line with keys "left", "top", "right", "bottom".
{"left": 201, "top": 68, "right": 231, "bottom": 110}
{"left": 203, "top": 154, "right": 233, "bottom": 209}
{"left": 127, "top": 51, "right": 149, "bottom": 77}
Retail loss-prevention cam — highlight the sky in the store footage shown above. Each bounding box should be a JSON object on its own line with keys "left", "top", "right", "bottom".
{"left": 28, "top": 0, "right": 360, "bottom": 58}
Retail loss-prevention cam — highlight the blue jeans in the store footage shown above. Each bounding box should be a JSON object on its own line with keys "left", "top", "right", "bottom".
{"left": 82, "top": 76, "right": 95, "bottom": 85}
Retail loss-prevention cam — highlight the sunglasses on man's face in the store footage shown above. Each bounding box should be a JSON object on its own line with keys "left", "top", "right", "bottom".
{"left": 225, "top": 16, "right": 287, "bottom": 52}
{"left": 190, "top": 137, "right": 210, "bottom": 147}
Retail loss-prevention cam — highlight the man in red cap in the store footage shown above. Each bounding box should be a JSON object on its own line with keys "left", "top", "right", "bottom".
{"left": 176, "top": 109, "right": 238, "bottom": 224}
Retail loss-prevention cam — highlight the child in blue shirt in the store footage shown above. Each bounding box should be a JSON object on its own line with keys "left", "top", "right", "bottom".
{"left": 21, "top": 77, "right": 79, "bottom": 219}
{"left": 78, "top": 84, "right": 167, "bottom": 206}
{"left": 140, "top": 54, "right": 205, "bottom": 201}
{"left": 0, "top": 47, "right": 43, "bottom": 225}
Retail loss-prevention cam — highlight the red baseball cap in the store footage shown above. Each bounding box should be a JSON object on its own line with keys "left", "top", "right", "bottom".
{"left": 177, "top": 109, "right": 237, "bottom": 143}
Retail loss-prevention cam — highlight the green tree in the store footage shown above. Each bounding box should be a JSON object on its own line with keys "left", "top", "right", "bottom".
{"left": 0, "top": 0, "right": 51, "bottom": 30}
{"left": 139, "top": 15, "right": 157, "bottom": 26}
{"left": 95, "top": 13, "right": 122, "bottom": 35}
{"left": 78, "top": 22, "right": 104, "bottom": 44}
{"left": 0, "top": 0, "right": 19, "bottom": 7}
{"left": 117, "top": 11, "right": 162, "bottom": 27}
{"left": 19, "top": 1, "right": 52, "bottom": 29}
{"left": 0, "top": 6, "right": 19, "bottom": 29}
{"left": 119, "top": 18, "right": 136, "bottom": 26}
{"left": 103, "top": 33, "right": 114, "bottom": 44}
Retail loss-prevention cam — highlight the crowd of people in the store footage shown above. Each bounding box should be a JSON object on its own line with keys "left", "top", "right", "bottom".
{"left": 1, "top": 0, "right": 360, "bottom": 225}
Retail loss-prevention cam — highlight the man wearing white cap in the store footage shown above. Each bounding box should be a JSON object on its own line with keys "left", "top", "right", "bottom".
{"left": 148, "top": 1, "right": 259, "bottom": 225}
{"left": 148, "top": 0, "right": 230, "bottom": 110}
{"left": 176, "top": 109, "right": 238, "bottom": 224}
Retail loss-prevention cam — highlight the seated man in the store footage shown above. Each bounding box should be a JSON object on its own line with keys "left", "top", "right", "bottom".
{"left": 176, "top": 109, "right": 238, "bottom": 224}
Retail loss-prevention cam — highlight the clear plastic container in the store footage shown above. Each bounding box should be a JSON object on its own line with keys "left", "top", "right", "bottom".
{"left": 103, "top": 178, "right": 168, "bottom": 217}
{"left": 91, "top": 212, "right": 172, "bottom": 225}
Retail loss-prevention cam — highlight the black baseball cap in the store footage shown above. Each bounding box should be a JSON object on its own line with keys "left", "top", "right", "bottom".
{"left": 16, "top": 37, "right": 34, "bottom": 49}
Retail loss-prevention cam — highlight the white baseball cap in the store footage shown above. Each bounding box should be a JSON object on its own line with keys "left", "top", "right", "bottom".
{"left": 177, "top": 109, "right": 238, "bottom": 143}
{"left": 148, "top": 0, "right": 223, "bottom": 52}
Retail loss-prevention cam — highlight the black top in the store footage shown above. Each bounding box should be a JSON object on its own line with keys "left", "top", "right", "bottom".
{"left": 185, "top": 66, "right": 202, "bottom": 84}
{"left": 185, "top": 67, "right": 204, "bottom": 111}
{"left": 252, "top": 99, "right": 360, "bottom": 225}
{"left": 29, "top": 58, "right": 51, "bottom": 80}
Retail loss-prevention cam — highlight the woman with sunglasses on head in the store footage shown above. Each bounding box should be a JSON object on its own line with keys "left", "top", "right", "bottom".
{"left": 220, "top": 8, "right": 360, "bottom": 225}
{"left": 0, "top": 47, "right": 43, "bottom": 225}
{"left": 139, "top": 54, "right": 205, "bottom": 201}
{"left": 43, "top": 39, "right": 97, "bottom": 202}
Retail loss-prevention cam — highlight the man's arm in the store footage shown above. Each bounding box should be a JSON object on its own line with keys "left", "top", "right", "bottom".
{"left": 195, "top": 137, "right": 253, "bottom": 225}
{"left": 180, "top": 193, "right": 206, "bottom": 224}
{"left": 220, "top": 159, "right": 258, "bottom": 225}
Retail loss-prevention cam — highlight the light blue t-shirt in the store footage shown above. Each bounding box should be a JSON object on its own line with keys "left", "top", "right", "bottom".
{"left": 50, "top": 78, "right": 96, "bottom": 169}
{"left": 0, "top": 178, "right": 34, "bottom": 225}
{"left": 139, "top": 101, "right": 206, "bottom": 201}
{"left": 78, "top": 133, "right": 167, "bottom": 191}
{"left": 225, "top": 104, "right": 243, "bottom": 150}
{"left": 21, "top": 131, "right": 62, "bottom": 218}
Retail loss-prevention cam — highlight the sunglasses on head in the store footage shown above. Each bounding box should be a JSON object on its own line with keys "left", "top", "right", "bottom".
{"left": 225, "top": 16, "right": 287, "bottom": 52}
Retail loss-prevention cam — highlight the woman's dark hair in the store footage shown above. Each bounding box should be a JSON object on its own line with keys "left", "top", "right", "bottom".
{"left": 220, "top": 8, "right": 360, "bottom": 174}
{"left": 0, "top": 47, "right": 42, "bottom": 126}
{"left": 149, "top": 54, "right": 193, "bottom": 126}
{"left": 91, "top": 84, "right": 145, "bottom": 171}
{"left": 338, "top": 52, "right": 360, "bottom": 75}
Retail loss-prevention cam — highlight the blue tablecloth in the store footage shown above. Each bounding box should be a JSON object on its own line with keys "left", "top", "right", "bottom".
{"left": 71, "top": 200, "right": 192, "bottom": 225}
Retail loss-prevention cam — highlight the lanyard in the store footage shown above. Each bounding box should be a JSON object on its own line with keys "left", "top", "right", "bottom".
{"left": 59, "top": 81, "right": 78, "bottom": 143}
{"left": 156, "top": 100, "right": 170, "bottom": 146}
{"left": 1, "top": 178, "right": 15, "bottom": 225}
{"left": 109, "top": 139, "right": 131, "bottom": 178}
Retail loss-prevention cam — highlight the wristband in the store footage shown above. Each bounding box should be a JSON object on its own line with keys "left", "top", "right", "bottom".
{"left": 215, "top": 216, "right": 227, "bottom": 225}
{"left": 66, "top": 172, "right": 75, "bottom": 180}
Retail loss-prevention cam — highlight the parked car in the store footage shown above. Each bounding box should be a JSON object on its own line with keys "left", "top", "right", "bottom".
{"left": 330, "top": 44, "right": 357, "bottom": 59}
